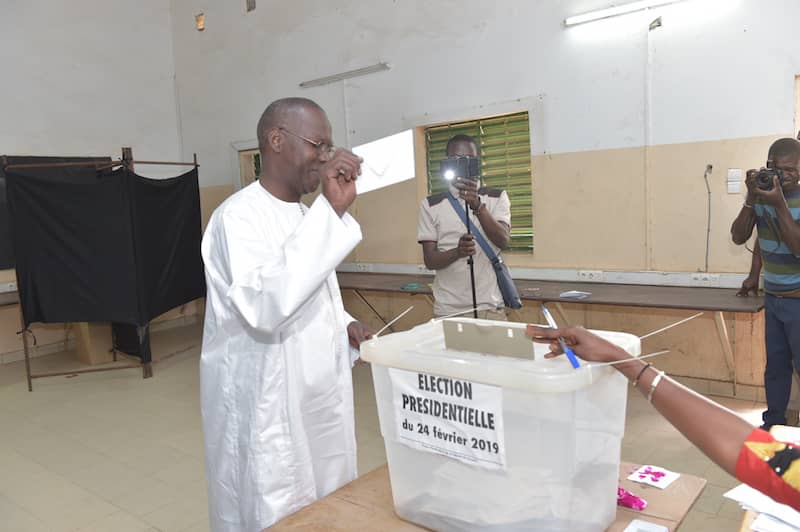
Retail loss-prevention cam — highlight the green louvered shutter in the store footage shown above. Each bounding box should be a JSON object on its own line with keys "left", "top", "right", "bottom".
{"left": 425, "top": 111, "right": 533, "bottom": 252}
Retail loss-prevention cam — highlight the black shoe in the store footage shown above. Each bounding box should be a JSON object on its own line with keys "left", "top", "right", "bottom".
{"left": 760, "top": 423, "right": 773, "bottom": 431}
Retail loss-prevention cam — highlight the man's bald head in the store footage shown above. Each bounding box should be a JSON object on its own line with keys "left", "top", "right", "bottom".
{"left": 256, "top": 97, "right": 325, "bottom": 154}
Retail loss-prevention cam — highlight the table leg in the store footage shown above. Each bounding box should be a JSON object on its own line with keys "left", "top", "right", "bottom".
{"left": 18, "top": 306, "right": 32, "bottom": 392}
{"left": 714, "top": 311, "right": 737, "bottom": 395}
{"left": 553, "top": 302, "right": 571, "bottom": 327}
{"left": 352, "top": 289, "right": 394, "bottom": 333}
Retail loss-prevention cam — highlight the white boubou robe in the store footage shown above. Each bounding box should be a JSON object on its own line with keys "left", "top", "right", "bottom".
{"left": 200, "top": 181, "right": 362, "bottom": 532}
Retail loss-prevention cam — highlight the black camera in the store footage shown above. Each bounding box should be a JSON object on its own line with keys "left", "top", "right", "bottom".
{"left": 756, "top": 167, "right": 785, "bottom": 191}
{"left": 440, "top": 156, "right": 480, "bottom": 181}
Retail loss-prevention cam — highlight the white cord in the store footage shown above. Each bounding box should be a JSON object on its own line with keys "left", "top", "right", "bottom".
{"left": 375, "top": 305, "right": 414, "bottom": 337}
{"left": 639, "top": 312, "right": 703, "bottom": 341}
{"left": 704, "top": 164, "right": 712, "bottom": 273}
{"left": 598, "top": 349, "right": 670, "bottom": 367}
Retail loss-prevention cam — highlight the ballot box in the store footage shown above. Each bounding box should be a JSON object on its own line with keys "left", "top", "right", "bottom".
{"left": 360, "top": 318, "right": 640, "bottom": 532}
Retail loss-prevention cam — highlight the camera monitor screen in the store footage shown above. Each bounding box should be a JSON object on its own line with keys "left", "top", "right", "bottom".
{"left": 440, "top": 156, "right": 480, "bottom": 181}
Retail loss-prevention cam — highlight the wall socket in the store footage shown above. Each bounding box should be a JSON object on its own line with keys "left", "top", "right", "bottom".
{"left": 0, "top": 282, "right": 16, "bottom": 294}
{"left": 690, "top": 272, "right": 720, "bottom": 287}
{"left": 355, "top": 263, "right": 373, "bottom": 272}
{"left": 577, "top": 270, "right": 604, "bottom": 282}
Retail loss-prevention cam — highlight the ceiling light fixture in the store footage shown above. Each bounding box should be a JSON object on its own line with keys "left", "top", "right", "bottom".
{"left": 564, "top": 0, "right": 685, "bottom": 27}
{"left": 299, "top": 62, "right": 390, "bottom": 89}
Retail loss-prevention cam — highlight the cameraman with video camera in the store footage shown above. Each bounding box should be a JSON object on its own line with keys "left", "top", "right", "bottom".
{"left": 417, "top": 134, "right": 512, "bottom": 319}
{"left": 731, "top": 138, "right": 800, "bottom": 429}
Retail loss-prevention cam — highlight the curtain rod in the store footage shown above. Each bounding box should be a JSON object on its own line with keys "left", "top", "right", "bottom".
{"left": 3, "top": 160, "right": 111, "bottom": 170}
{"left": 4, "top": 159, "right": 199, "bottom": 171}
{"left": 129, "top": 160, "right": 199, "bottom": 166}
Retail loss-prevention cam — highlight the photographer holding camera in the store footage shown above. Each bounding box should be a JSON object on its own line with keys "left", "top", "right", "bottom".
{"left": 731, "top": 137, "right": 800, "bottom": 429}
{"left": 417, "top": 134, "right": 512, "bottom": 319}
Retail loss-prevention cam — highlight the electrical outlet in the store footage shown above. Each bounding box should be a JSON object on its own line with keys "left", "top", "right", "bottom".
{"left": 690, "top": 273, "right": 720, "bottom": 287}
{"left": 577, "top": 270, "right": 603, "bottom": 282}
{"left": 355, "top": 263, "right": 373, "bottom": 272}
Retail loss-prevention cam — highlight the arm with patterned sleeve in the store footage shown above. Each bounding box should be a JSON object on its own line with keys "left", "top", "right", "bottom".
{"left": 526, "top": 324, "right": 800, "bottom": 511}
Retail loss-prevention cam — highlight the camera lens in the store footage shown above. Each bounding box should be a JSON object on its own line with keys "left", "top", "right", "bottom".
{"left": 756, "top": 169, "right": 775, "bottom": 191}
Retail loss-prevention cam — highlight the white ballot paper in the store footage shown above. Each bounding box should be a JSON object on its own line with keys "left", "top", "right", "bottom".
{"left": 353, "top": 129, "right": 415, "bottom": 195}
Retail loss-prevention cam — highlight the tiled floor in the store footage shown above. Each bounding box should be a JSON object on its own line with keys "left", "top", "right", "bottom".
{"left": 0, "top": 324, "right": 762, "bottom": 531}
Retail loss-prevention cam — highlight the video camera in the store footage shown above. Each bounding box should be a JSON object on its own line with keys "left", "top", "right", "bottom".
{"left": 756, "top": 166, "right": 785, "bottom": 191}
{"left": 440, "top": 156, "right": 480, "bottom": 181}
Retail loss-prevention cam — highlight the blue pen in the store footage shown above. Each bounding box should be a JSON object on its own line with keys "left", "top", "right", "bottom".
{"left": 540, "top": 304, "right": 581, "bottom": 369}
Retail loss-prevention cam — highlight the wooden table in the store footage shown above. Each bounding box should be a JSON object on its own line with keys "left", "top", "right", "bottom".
{"left": 272, "top": 462, "right": 706, "bottom": 531}
{"left": 739, "top": 509, "right": 756, "bottom": 531}
{"left": 338, "top": 272, "right": 764, "bottom": 396}
{"left": 338, "top": 272, "right": 764, "bottom": 313}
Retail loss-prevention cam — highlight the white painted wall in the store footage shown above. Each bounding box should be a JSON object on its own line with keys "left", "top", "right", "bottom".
{"left": 0, "top": 0, "right": 181, "bottom": 176}
{"left": 1, "top": 1, "right": 796, "bottom": 185}
{"left": 647, "top": 0, "right": 800, "bottom": 145}
{"left": 169, "top": 0, "right": 800, "bottom": 188}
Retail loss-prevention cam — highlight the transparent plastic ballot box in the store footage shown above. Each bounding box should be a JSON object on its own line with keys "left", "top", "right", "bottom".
{"left": 360, "top": 317, "right": 641, "bottom": 532}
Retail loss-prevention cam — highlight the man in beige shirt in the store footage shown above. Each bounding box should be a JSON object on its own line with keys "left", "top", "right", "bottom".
{"left": 417, "top": 134, "right": 511, "bottom": 318}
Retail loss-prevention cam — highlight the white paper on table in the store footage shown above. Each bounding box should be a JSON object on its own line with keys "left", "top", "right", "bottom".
{"left": 622, "top": 519, "right": 669, "bottom": 532}
{"left": 626, "top": 465, "right": 680, "bottom": 489}
{"left": 725, "top": 484, "right": 800, "bottom": 530}
{"left": 559, "top": 290, "right": 591, "bottom": 300}
{"left": 352, "top": 129, "right": 415, "bottom": 195}
{"left": 751, "top": 512, "right": 800, "bottom": 532}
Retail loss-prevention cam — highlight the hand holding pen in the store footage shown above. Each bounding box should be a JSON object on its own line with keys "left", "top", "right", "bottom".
{"left": 539, "top": 304, "right": 581, "bottom": 369}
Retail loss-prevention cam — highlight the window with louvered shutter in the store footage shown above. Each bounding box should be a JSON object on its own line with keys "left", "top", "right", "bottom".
{"left": 425, "top": 111, "right": 533, "bottom": 252}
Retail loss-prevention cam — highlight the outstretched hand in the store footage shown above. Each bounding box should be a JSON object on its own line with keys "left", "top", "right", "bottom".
{"left": 525, "top": 325, "right": 630, "bottom": 364}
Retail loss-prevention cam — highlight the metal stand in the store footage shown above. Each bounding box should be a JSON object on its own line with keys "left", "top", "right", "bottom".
{"left": 464, "top": 199, "right": 478, "bottom": 319}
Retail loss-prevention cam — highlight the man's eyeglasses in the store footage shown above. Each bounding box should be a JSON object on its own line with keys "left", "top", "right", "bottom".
{"left": 279, "top": 127, "right": 335, "bottom": 160}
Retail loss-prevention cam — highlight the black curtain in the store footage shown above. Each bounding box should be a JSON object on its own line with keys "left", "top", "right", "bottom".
{"left": 0, "top": 172, "right": 11, "bottom": 270}
{"left": 0, "top": 156, "right": 110, "bottom": 271}
{"left": 110, "top": 168, "right": 206, "bottom": 362}
{"left": 5, "top": 165, "right": 205, "bottom": 353}
{"left": 130, "top": 170, "right": 205, "bottom": 321}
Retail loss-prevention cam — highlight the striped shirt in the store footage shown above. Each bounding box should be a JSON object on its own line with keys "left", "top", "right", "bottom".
{"left": 754, "top": 188, "right": 800, "bottom": 294}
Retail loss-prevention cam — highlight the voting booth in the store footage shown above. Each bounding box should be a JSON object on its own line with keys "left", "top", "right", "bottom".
{"left": 361, "top": 318, "right": 641, "bottom": 531}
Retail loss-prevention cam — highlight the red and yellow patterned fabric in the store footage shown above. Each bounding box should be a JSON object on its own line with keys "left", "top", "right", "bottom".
{"left": 736, "top": 428, "right": 800, "bottom": 510}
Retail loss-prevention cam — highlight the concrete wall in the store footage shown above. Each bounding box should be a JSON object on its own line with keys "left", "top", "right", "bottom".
{"left": 168, "top": 0, "right": 800, "bottom": 274}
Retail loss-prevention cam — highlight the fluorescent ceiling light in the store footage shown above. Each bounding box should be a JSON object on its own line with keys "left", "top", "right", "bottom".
{"left": 299, "top": 62, "right": 390, "bottom": 88}
{"left": 564, "top": 0, "right": 685, "bottom": 26}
